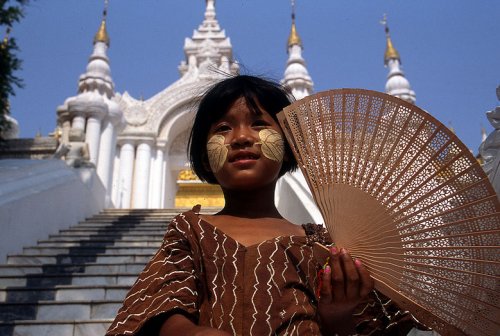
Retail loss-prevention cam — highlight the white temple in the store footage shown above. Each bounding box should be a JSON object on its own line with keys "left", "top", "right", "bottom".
{"left": 51, "top": 1, "right": 326, "bottom": 224}
{"left": 5, "top": 2, "right": 495, "bottom": 249}
{"left": 49, "top": 1, "right": 426, "bottom": 225}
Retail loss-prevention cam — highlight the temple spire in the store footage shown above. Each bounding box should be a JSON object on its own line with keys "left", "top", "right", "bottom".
{"left": 287, "top": 0, "right": 302, "bottom": 49}
{"left": 282, "top": 0, "right": 313, "bottom": 100}
{"left": 204, "top": 0, "right": 216, "bottom": 21}
{"left": 380, "top": 14, "right": 415, "bottom": 104}
{"left": 178, "top": 0, "right": 238, "bottom": 78}
{"left": 381, "top": 14, "right": 400, "bottom": 65}
{"left": 94, "top": 0, "right": 110, "bottom": 46}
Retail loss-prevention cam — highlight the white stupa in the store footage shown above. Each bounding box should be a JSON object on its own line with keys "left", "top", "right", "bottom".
{"left": 382, "top": 15, "right": 416, "bottom": 104}
{"left": 56, "top": 4, "right": 125, "bottom": 206}
{"left": 282, "top": 1, "right": 313, "bottom": 100}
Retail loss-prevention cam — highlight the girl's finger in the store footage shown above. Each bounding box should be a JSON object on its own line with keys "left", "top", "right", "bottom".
{"left": 355, "top": 259, "right": 375, "bottom": 298}
{"left": 319, "top": 265, "right": 333, "bottom": 303}
{"left": 340, "top": 248, "right": 360, "bottom": 300}
{"left": 329, "top": 247, "right": 345, "bottom": 301}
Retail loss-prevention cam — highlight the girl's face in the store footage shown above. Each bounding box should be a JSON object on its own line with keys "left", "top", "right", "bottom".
{"left": 206, "top": 97, "right": 285, "bottom": 191}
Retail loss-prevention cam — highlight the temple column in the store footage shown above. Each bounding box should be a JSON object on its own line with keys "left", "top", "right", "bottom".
{"left": 85, "top": 115, "right": 103, "bottom": 165}
{"left": 132, "top": 141, "right": 153, "bottom": 208}
{"left": 56, "top": 105, "right": 71, "bottom": 144}
{"left": 161, "top": 157, "right": 167, "bottom": 207}
{"left": 117, "top": 141, "right": 135, "bottom": 208}
{"left": 111, "top": 150, "right": 120, "bottom": 207}
{"left": 61, "top": 119, "right": 71, "bottom": 144}
{"left": 97, "top": 118, "right": 116, "bottom": 206}
{"left": 72, "top": 115, "right": 86, "bottom": 131}
{"left": 163, "top": 159, "right": 175, "bottom": 208}
{"left": 149, "top": 143, "right": 165, "bottom": 208}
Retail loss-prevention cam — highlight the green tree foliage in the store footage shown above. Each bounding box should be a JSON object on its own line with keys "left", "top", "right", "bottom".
{"left": 0, "top": 0, "right": 28, "bottom": 139}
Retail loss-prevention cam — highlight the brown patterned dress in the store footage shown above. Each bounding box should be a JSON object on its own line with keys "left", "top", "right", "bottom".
{"left": 106, "top": 207, "right": 422, "bottom": 336}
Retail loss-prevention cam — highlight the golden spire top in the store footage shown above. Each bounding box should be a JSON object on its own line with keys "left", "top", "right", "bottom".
{"left": 94, "top": 0, "right": 110, "bottom": 46}
{"left": 287, "top": 0, "right": 302, "bottom": 48}
{"left": 380, "top": 14, "right": 400, "bottom": 65}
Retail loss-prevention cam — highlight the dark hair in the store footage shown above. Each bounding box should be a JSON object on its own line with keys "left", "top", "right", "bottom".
{"left": 188, "top": 75, "right": 298, "bottom": 184}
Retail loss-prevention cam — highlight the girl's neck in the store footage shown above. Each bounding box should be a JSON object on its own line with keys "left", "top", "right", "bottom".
{"left": 218, "top": 182, "right": 282, "bottom": 219}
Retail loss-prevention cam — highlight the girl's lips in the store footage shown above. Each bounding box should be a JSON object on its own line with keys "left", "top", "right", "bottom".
{"left": 229, "top": 151, "right": 260, "bottom": 163}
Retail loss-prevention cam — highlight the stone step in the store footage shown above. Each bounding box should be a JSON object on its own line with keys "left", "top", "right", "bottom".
{"left": 56, "top": 228, "right": 166, "bottom": 235}
{"left": 0, "top": 272, "right": 137, "bottom": 287}
{"left": 45, "top": 234, "right": 163, "bottom": 241}
{"left": 85, "top": 216, "right": 176, "bottom": 222}
{"left": 102, "top": 208, "right": 189, "bottom": 213}
{"left": 43, "top": 225, "right": 167, "bottom": 237}
{"left": 81, "top": 217, "right": 172, "bottom": 223}
{"left": 22, "top": 246, "right": 157, "bottom": 256}
{"left": 37, "top": 240, "right": 162, "bottom": 248}
{"left": 7, "top": 253, "right": 153, "bottom": 265}
{"left": 1, "top": 285, "right": 129, "bottom": 303}
{"left": 60, "top": 226, "right": 166, "bottom": 232}
{"left": 0, "top": 319, "right": 112, "bottom": 336}
{"left": 0, "top": 300, "right": 121, "bottom": 321}
{"left": 0, "top": 262, "right": 146, "bottom": 276}
{"left": 0, "top": 208, "right": 211, "bottom": 335}
{"left": 68, "top": 221, "right": 168, "bottom": 227}
{"left": 100, "top": 207, "right": 206, "bottom": 214}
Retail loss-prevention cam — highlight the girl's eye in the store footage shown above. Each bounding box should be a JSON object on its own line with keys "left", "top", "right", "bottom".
{"left": 252, "top": 120, "right": 270, "bottom": 128}
{"left": 214, "top": 124, "right": 231, "bottom": 133}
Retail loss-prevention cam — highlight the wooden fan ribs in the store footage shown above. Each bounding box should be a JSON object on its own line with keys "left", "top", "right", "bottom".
{"left": 371, "top": 105, "right": 414, "bottom": 196}
{"left": 386, "top": 144, "right": 471, "bottom": 209}
{"left": 278, "top": 89, "right": 500, "bottom": 336}
{"left": 349, "top": 94, "right": 371, "bottom": 187}
{"left": 360, "top": 100, "right": 397, "bottom": 192}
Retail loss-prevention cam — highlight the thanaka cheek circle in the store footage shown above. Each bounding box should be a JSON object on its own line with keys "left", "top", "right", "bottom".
{"left": 206, "top": 129, "right": 284, "bottom": 172}
{"left": 207, "top": 134, "right": 228, "bottom": 172}
{"left": 257, "top": 129, "right": 285, "bottom": 163}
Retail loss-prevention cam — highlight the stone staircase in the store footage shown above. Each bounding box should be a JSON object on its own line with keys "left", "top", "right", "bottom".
{"left": 0, "top": 208, "right": 213, "bottom": 336}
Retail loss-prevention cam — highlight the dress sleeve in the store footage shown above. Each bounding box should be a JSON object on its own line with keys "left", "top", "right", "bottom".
{"left": 352, "top": 290, "right": 430, "bottom": 335}
{"left": 106, "top": 215, "right": 201, "bottom": 336}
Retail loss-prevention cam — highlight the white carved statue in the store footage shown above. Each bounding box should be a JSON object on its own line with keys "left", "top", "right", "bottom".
{"left": 479, "top": 86, "right": 500, "bottom": 196}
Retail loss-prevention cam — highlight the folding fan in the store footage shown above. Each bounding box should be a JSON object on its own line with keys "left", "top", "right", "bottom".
{"left": 277, "top": 89, "right": 500, "bottom": 336}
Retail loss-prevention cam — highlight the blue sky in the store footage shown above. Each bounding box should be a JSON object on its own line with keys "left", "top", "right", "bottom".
{"left": 8, "top": 0, "right": 500, "bottom": 154}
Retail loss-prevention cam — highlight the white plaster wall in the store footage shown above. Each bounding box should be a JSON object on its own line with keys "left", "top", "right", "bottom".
{"left": 0, "top": 159, "right": 106, "bottom": 262}
{"left": 275, "top": 170, "right": 324, "bottom": 225}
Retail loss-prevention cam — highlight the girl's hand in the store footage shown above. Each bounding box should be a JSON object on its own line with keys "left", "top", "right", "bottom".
{"left": 317, "top": 247, "right": 374, "bottom": 336}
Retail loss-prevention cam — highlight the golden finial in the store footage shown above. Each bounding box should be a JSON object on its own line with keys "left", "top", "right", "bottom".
{"left": 380, "top": 14, "right": 400, "bottom": 65}
{"left": 287, "top": 0, "right": 302, "bottom": 48}
{"left": 94, "top": 0, "right": 110, "bottom": 46}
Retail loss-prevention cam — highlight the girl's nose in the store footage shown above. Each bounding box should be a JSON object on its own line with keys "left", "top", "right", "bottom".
{"left": 230, "top": 129, "right": 255, "bottom": 148}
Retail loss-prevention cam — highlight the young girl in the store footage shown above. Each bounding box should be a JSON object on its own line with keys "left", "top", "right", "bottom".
{"left": 106, "top": 75, "right": 423, "bottom": 336}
